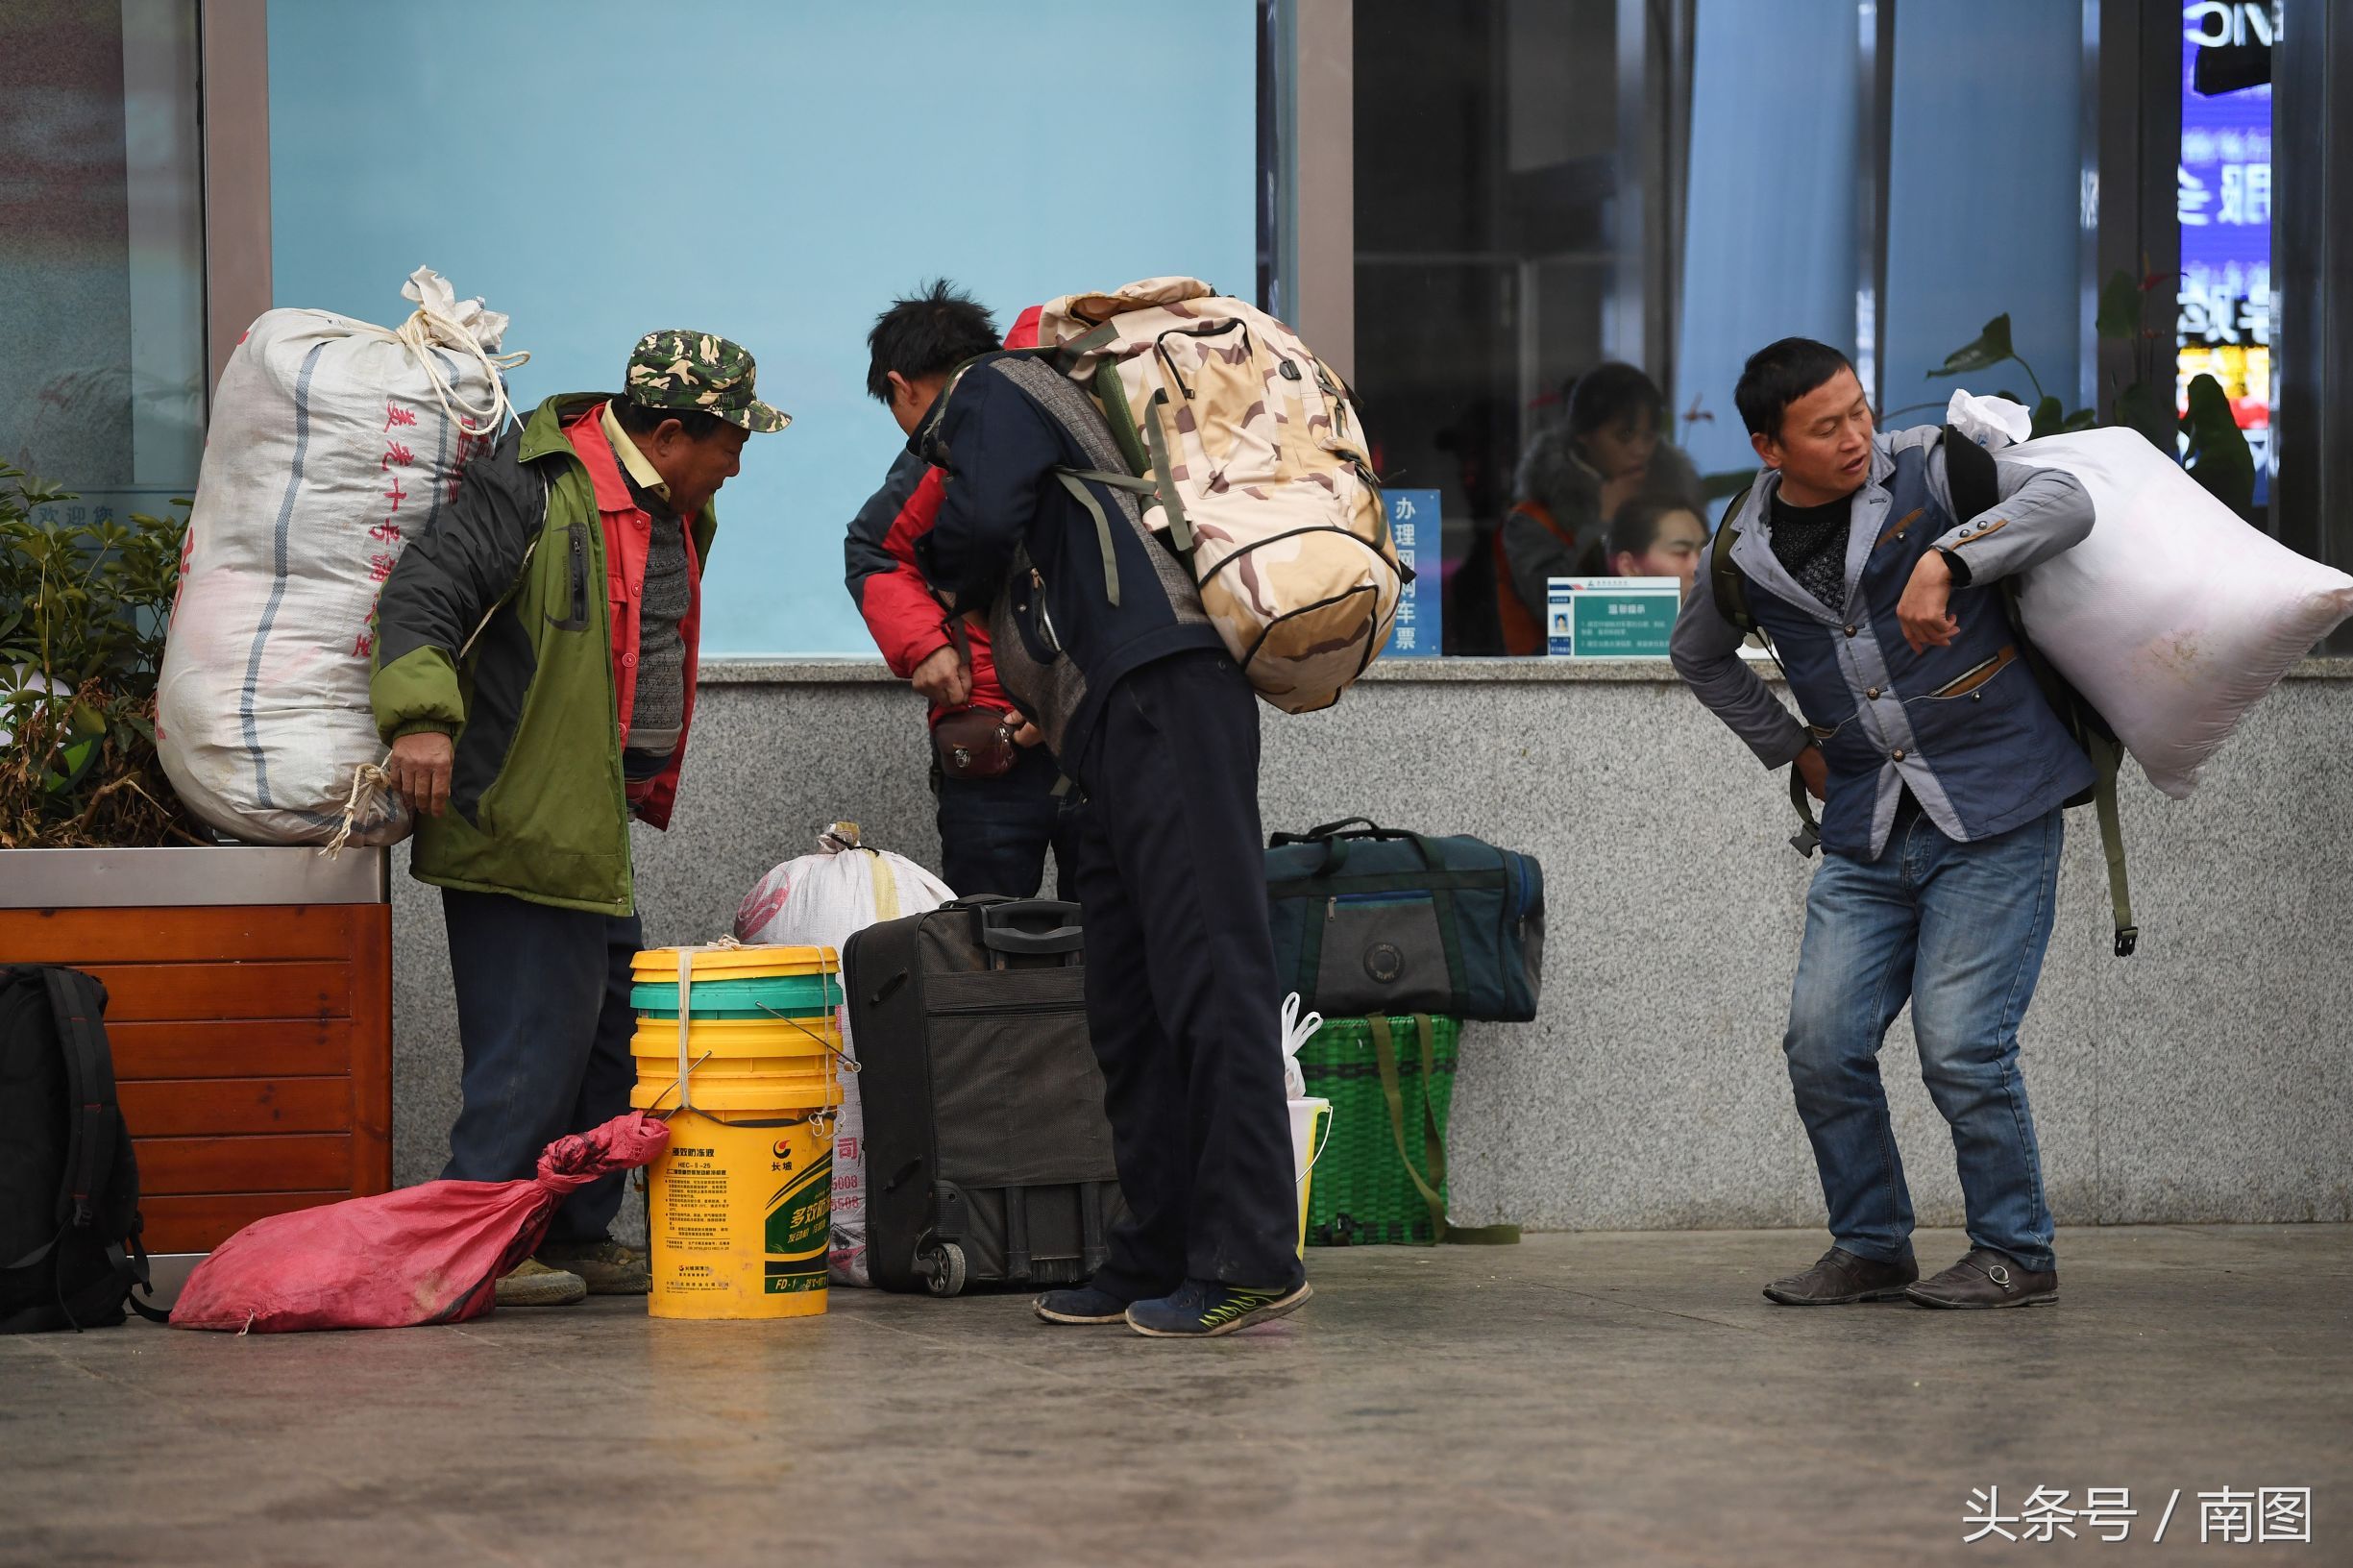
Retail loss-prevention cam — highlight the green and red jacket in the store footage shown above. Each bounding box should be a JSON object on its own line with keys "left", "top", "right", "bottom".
{"left": 369, "top": 392, "right": 716, "bottom": 915}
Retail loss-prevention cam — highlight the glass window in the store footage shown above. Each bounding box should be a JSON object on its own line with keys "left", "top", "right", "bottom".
{"left": 1353, "top": 0, "right": 1688, "bottom": 656}
{"left": 0, "top": 0, "right": 206, "bottom": 514}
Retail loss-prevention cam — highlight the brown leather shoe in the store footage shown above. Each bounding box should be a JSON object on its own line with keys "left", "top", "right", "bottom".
{"left": 1762, "top": 1246, "right": 1920, "bottom": 1305}
{"left": 1905, "top": 1249, "right": 2057, "bottom": 1309}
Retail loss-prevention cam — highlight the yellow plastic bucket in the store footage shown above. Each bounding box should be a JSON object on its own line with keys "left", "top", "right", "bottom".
{"left": 633, "top": 944, "right": 846, "bottom": 1320}
{"left": 1288, "top": 1097, "right": 1332, "bottom": 1259}
{"left": 631, "top": 944, "right": 840, "bottom": 983}
{"left": 630, "top": 1017, "right": 840, "bottom": 1081}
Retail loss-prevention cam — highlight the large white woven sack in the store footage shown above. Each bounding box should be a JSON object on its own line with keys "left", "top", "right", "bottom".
{"left": 1999, "top": 425, "right": 2353, "bottom": 797}
{"left": 157, "top": 268, "right": 519, "bottom": 845}
{"left": 733, "top": 824, "right": 956, "bottom": 1287}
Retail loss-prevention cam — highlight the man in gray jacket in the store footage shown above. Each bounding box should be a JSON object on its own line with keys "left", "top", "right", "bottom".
{"left": 1671, "top": 337, "right": 2096, "bottom": 1311}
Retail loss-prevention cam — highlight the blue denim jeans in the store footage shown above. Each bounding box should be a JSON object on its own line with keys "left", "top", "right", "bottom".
{"left": 1783, "top": 806, "right": 2063, "bottom": 1272}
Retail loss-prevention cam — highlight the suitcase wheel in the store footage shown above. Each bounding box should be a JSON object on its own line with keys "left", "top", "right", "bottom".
{"left": 922, "top": 1241, "right": 968, "bottom": 1299}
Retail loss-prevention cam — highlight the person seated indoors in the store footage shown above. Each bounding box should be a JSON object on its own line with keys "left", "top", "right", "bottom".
{"left": 1605, "top": 496, "right": 1710, "bottom": 590}
{"left": 1495, "top": 362, "right": 1704, "bottom": 652}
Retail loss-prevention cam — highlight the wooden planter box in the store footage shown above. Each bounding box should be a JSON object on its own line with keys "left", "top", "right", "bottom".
{"left": 1, "top": 846, "right": 392, "bottom": 1252}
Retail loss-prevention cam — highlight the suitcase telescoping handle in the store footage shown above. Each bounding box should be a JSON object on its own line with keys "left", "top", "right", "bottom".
{"left": 972, "top": 898, "right": 1084, "bottom": 958}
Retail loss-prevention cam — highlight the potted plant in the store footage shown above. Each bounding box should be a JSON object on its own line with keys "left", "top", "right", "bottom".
{"left": 1, "top": 464, "right": 391, "bottom": 1252}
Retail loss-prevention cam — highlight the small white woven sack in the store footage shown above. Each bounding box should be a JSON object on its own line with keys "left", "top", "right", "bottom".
{"left": 158, "top": 268, "right": 522, "bottom": 845}
{"left": 734, "top": 823, "right": 956, "bottom": 1286}
{"left": 1948, "top": 394, "right": 2353, "bottom": 797}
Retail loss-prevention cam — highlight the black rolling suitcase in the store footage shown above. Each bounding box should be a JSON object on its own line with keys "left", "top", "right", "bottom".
{"left": 842, "top": 897, "right": 1124, "bottom": 1297}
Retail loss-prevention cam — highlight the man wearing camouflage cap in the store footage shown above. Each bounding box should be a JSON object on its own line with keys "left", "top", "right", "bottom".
{"left": 372, "top": 331, "right": 788, "bottom": 1307}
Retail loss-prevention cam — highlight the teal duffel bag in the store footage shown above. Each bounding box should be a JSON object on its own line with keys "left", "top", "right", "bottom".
{"left": 1263, "top": 817, "right": 1545, "bottom": 1022}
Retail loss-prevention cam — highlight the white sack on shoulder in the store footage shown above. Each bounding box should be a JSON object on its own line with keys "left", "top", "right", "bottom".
{"left": 1945, "top": 390, "right": 2034, "bottom": 451}
{"left": 157, "top": 268, "right": 523, "bottom": 845}
{"left": 2004, "top": 427, "right": 2353, "bottom": 797}
{"left": 734, "top": 824, "right": 955, "bottom": 1287}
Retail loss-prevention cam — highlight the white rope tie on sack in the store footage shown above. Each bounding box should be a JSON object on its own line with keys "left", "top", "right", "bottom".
{"left": 318, "top": 759, "right": 391, "bottom": 859}
{"left": 393, "top": 303, "right": 530, "bottom": 438}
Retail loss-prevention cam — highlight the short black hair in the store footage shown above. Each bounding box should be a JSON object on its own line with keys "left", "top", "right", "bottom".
{"left": 1734, "top": 337, "right": 1856, "bottom": 439}
{"left": 1565, "top": 362, "right": 1665, "bottom": 438}
{"left": 1605, "top": 494, "right": 1703, "bottom": 563}
{"left": 614, "top": 399, "right": 727, "bottom": 442}
{"left": 866, "top": 280, "right": 1001, "bottom": 404}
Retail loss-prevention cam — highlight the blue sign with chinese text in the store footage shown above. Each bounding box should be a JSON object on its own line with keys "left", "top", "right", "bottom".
{"left": 1382, "top": 489, "right": 1442, "bottom": 658}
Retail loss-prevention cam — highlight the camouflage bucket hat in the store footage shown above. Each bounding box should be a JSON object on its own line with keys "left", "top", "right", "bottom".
{"left": 624, "top": 330, "right": 792, "bottom": 432}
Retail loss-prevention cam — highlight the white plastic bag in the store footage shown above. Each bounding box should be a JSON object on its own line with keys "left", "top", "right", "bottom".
{"left": 1950, "top": 397, "right": 2353, "bottom": 797}
{"left": 1278, "top": 992, "right": 1319, "bottom": 1100}
{"left": 733, "top": 823, "right": 956, "bottom": 1286}
{"left": 157, "top": 268, "right": 522, "bottom": 845}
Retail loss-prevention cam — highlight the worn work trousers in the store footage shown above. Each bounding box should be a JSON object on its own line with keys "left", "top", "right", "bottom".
{"left": 1064, "top": 649, "right": 1305, "bottom": 1299}
{"left": 440, "top": 888, "right": 640, "bottom": 1244}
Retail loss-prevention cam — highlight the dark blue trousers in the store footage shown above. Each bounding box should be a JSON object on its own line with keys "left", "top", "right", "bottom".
{"left": 1065, "top": 650, "right": 1305, "bottom": 1297}
{"left": 439, "top": 888, "right": 640, "bottom": 1244}
{"left": 933, "top": 740, "right": 1078, "bottom": 899}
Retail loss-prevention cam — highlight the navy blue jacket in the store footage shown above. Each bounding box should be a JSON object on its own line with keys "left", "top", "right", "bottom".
{"left": 913, "top": 351, "right": 1218, "bottom": 764}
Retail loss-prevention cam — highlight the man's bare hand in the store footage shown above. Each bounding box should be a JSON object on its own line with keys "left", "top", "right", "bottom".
{"left": 1898, "top": 551, "right": 1960, "bottom": 653}
{"left": 911, "top": 646, "right": 972, "bottom": 706}
{"left": 387, "top": 731, "right": 454, "bottom": 818}
{"left": 1011, "top": 719, "right": 1043, "bottom": 748}
{"left": 1795, "top": 744, "right": 1827, "bottom": 801}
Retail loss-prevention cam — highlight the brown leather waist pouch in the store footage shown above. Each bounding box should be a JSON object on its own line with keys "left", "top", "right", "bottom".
{"left": 933, "top": 706, "right": 1020, "bottom": 779}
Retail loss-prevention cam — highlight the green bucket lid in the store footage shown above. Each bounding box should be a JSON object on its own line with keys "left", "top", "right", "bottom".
{"left": 631, "top": 972, "right": 840, "bottom": 1018}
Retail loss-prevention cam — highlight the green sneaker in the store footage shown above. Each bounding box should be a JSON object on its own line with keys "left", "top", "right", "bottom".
{"left": 536, "top": 1237, "right": 651, "bottom": 1295}
{"left": 1125, "top": 1279, "right": 1312, "bottom": 1338}
{"left": 494, "top": 1259, "right": 586, "bottom": 1308}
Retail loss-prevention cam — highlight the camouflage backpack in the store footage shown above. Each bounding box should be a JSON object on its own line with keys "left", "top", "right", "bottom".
{"left": 1031, "top": 278, "right": 1404, "bottom": 714}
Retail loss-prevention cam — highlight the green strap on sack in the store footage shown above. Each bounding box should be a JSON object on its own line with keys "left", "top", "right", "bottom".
{"left": 2087, "top": 729, "right": 2137, "bottom": 956}
{"left": 1367, "top": 1015, "right": 1520, "bottom": 1247}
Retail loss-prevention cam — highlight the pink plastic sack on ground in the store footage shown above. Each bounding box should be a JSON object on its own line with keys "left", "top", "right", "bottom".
{"left": 169, "top": 1113, "right": 670, "bottom": 1333}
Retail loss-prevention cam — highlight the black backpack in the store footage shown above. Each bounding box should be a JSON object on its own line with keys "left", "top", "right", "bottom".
{"left": 0, "top": 966, "right": 164, "bottom": 1331}
{"left": 1710, "top": 429, "right": 2137, "bottom": 956}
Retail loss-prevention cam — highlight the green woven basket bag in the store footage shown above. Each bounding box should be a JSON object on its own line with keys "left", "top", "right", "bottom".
{"left": 1299, "top": 1015, "right": 1517, "bottom": 1247}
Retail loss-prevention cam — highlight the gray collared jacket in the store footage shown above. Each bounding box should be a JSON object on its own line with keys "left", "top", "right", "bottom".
{"left": 1670, "top": 426, "right": 2097, "bottom": 859}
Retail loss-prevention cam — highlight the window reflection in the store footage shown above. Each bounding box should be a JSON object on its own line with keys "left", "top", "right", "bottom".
{"left": 1353, "top": 0, "right": 1681, "bottom": 654}
{"left": 0, "top": 0, "right": 206, "bottom": 513}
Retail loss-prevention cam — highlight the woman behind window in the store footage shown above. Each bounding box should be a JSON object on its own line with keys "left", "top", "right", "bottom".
{"left": 1494, "top": 363, "right": 1704, "bottom": 653}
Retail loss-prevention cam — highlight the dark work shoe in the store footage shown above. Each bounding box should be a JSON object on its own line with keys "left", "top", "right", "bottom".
{"left": 535, "top": 1237, "right": 650, "bottom": 1295}
{"left": 1034, "top": 1286, "right": 1133, "bottom": 1325}
{"left": 1126, "top": 1280, "right": 1312, "bottom": 1338}
{"left": 1762, "top": 1246, "right": 1920, "bottom": 1306}
{"left": 1905, "top": 1249, "right": 2058, "bottom": 1310}
{"left": 493, "top": 1260, "right": 586, "bottom": 1308}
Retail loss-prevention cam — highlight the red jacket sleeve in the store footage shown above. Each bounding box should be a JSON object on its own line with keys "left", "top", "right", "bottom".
{"left": 845, "top": 453, "right": 954, "bottom": 678}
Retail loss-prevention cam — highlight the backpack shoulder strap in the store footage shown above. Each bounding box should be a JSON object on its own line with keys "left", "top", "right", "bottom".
{"left": 40, "top": 967, "right": 120, "bottom": 1231}
{"left": 1940, "top": 423, "right": 2001, "bottom": 527}
{"left": 1709, "top": 481, "right": 1758, "bottom": 634}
